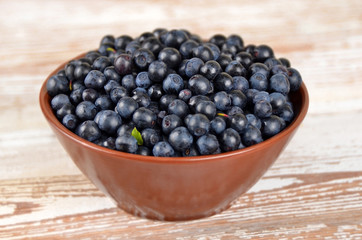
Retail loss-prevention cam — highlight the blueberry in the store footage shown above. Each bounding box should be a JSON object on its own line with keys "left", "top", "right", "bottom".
{"left": 56, "top": 103, "right": 75, "bottom": 119}
{"left": 84, "top": 70, "right": 106, "bottom": 90}
{"left": 132, "top": 87, "right": 147, "bottom": 95}
{"left": 214, "top": 72, "right": 234, "bottom": 92}
{"left": 133, "top": 48, "right": 155, "bottom": 70}
{"left": 148, "top": 60, "right": 168, "bottom": 83}
{"left": 103, "top": 66, "right": 121, "bottom": 82}
{"left": 227, "top": 106, "right": 243, "bottom": 116}
{"left": 204, "top": 43, "right": 221, "bottom": 60}
{"left": 121, "top": 74, "right": 137, "bottom": 91}
{"left": 196, "top": 134, "right": 219, "bottom": 155}
{"left": 104, "top": 80, "right": 120, "bottom": 95}
{"left": 141, "top": 37, "right": 163, "bottom": 56}
{"left": 287, "top": 67, "right": 302, "bottom": 91}
{"left": 163, "top": 73, "right": 184, "bottom": 94}
{"left": 224, "top": 34, "right": 244, "bottom": 54}
{"left": 219, "top": 128, "right": 241, "bottom": 152}
{"left": 62, "top": 114, "right": 78, "bottom": 130}
{"left": 178, "top": 89, "right": 193, "bottom": 102}
{"left": 110, "top": 86, "right": 128, "bottom": 103}
{"left": 117, "top": 122, "right": 135, "bottom": 136}
{"left": 85, "top": 51, "right": 102, "bottom": 63}
{"left": 254, "top": 100, "right": 273, "bottom": 118}
{"left": 115, "top": 134, "right": 138, "bottom": 153}
{"left": 135, "top": 71, "right": 152, "bottom": 88}
{"left": 75, "top": 120, "right": 101, "bottom": 142}
{"left": 235, "top": 52, "right": 253, "bottom": 69}
{"left": 159, "top": 94, "right": 177, "bottom": 110}
{"left": 188, "top": 74, "right": 213, "bottom": 95}
{"left": 241, "top": 124, "right": 263, "bottom": 146}
{"left": 141, "top": 128, "right": 160, "bottom": 148}
{"left": 95, "top": 95, "right": 113, "bottom": 110}
{"left": 212, "top": 91, "right": 231, "bottom": 111}
{"left": 249, "top": 72, "right": 268, "bottom": 91}
{"left": 115, "top": 35, "right": 133, "bottom": 50}
{"left": 279, "top": 57, "right": 291, "bottom": 68}
{"left": 232, "top": 76, "right": 249, "bottom": 93}
{"left": 46, "top": 74, "right": 69, "bottom": 97}
{"left": 82, "top": 88, "right": 99, "bottom": 103}
{"left": 94, "top": 110, "right": 122, "bottom": 135}
{"left": 276, "top": 103, "right": 294, "bottom": 122}
{"left": 70, "top": 88, "right": 84, "bottom": 105}
{"left": 225, "top": 60, "right": 247, "bottom": 77}
{"left": 179, "top": 39, "right": 199, "bottom": 59}
{"left": 116, "top": 96, "right": 138, "bottom": 119}
{"left": 158, "top": 47, "right": 182, "bottom": 69}
{"left": 125, "top": 40, "right": 140, "bottom": 56}
{"left": 97, "top": 136, "right": 116, "bottom": 150}
{"left": 264, "top": 57, "right": 282, "bottom": 69}
{"left": 114, "top": 54, "right": 133, "bottom": 75}
{"left": 168, "top": 126, "right": 193, "bottom": 151}
{"left": 192, "top": 44, "right": 214, "bottom": 62}
{"left": 132, "top": 91, "right": 151, "bottom": 108}
{"left": 163, "top": 29, "right": 189, "bottom": 48}
{"left": 246, "top": 113, "right": 262, "bottom": 129}
{"left": 152, "top": 141, "right": 175, "bottom": 157}
{"left": 51, "top": 94, "right": 70, "bottom": 110}
{"left": 249, "top": 63, "right": 269, "bottom": 78}
{"left": 210, "top": 116, "right": 226, "bottom": 135}
{"left": 271, "top": 64, "right": 288, "bottom": 76}
{"left": 186, "top": 113, "right": 210, "bottom": 137}
{"left": 269, "top": 92, "right": 286, "bottom": 109}
{"left": 168, "top": 99, "right": 189, "bottom": 118}
{"left": 216, "top": 54, "right": 232, "bottom": 70}
{"left": 185, "top": 57, "right": 204, "bottom": 77}
{"left": 229, "top": 89, "right": 247, "bottom": 108}
{"left": 253, "top": 45, "right": 274, "bottom": 62}
{"left": 245, "top": 89, "right": 260, "bottom": 106}
{"left": 162, "top": 114, "right": 182, "bottom": 135}
{"left": 188, "top": 95, "right": 210, "bottom": 112}
{"left": 148, "top": 84, "right": 163, "bottom": 100}
{"left": 195, "top": 100, "right": 217, "bottom": 120}
{"left": 270, "top": 73, "right": 290, "bottom": 95}
{"left": 92, "top": 56, "right": 111, "bottom": 72}
{"left": 199, "top": 60, "right": 222, "bottom": 80}
{"left": 182, "top": 145, "right": 199, "bottom": 157}
{"left": 228, "top": 113, "right": 248, "bottom": 133}
{"left": 261, "top": 115, "right": 286, "bottom": 138}
{"left": 73, "top": 62, "right": 91, "bottom": 82}
{"left": 75, "top": 101, "right": 98, "bottom": 121}
{"left": 132, "top": 107, "right": 157, "bottom": 129}
{"left": 253, "top": 91, "right": 270, "bottom": 104}
{"left": 209, "top": 34, "right": 226, "bottom": 48}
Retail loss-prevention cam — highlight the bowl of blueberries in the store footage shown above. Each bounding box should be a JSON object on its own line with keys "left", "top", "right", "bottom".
{"left": 39, "top": 28, "right": 309, "bottom": 221}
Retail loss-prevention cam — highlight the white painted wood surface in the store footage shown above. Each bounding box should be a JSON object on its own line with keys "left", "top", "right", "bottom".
{"left": 0, "top": 0, "right": 362, "bottom": 239}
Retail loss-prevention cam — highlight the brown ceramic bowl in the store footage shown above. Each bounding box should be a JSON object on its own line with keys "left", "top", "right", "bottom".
{"left": 39, "top": 54, "right": 309, "bottom": 221}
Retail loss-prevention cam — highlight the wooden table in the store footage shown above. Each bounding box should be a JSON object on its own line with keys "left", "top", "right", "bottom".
{"left": 1, "top": 0, "right": 361, "bottom": 239}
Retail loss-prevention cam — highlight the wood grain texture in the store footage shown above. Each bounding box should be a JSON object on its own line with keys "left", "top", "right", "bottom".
{"left": 0, "top": 0, "right": 362, "bottom": 239}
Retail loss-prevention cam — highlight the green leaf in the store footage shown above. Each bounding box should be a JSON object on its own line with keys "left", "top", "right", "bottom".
{"left": 131, "top": 127, "right": 143, "bottom": 146}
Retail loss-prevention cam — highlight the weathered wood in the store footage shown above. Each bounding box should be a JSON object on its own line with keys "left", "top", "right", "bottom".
{"left": 0, "top": 0, "right": 362, "bottom": 238}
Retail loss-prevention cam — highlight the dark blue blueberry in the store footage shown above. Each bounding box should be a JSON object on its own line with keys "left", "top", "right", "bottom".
{"left": 82, "top": 88, "right": 99, "bottom": 103}
{"left": 51, "top": 94, "right": 70, "bottom": 110}
{"left": 210, "top": 116, "right": 226, "bottom": 135}
{"left": 270, "top": 73, "right": 290, "bottom": 95}
{"left": 84, "top": 70, "right": 107, "bottom": 89}
{"left": 103, "top": 66, "right": 121, "bottom": 82}
{"left": 75, "top": 120, "right": 101, "bottom": 142}
{"left": 141, "top": 37, "right": 163, "bottom": 56}
{"left": 204, "top": 43, "right": 221, "bottom": 60}
{"left": 158, "top": 47, "right": 182, "bottom": 69}
{"left": 133, "top": 48, "right": 155, "bottom": 70}
{"left": 253, "top": 91, "right": 270, "bottom": 104}
{"left": 195, "top": 100, "right": 217, "bottom": 120}
{"left": 46, "top": 74, "right": 69, "bottom": 97}
{"left": 271, "top": 64, "right": 288, "bottom": 76}
{"left": 245, "top": 89, "right": 260, "bottom": 106}
{"left": 163, "top": 73, "right": 184, "bottom": 94}
{"left": 125, "top": 40, "right": 141, "bottom": 56}
{"left": 214, "top": 72, "right": 234, "bottom": 92}
{"left": 287, "top": 67, "right": 302, "bottom": 91}
{"left": 116, "top": 96, "right": 138, "bottom": 119}
{"left": 270, "top": 92, "right": 286, "bottom": 109}
{"left": 168, "top": 126, "right": 194, "bottom": 151}
{"left": 225, "top": 60, "right": 247, "bottom": 77}
{"left": 279, "top": 58, "right": 291, "bottom": 68}
{"left": 162, "top": 114, "right": 182, "bottom": 135}
{"left": 276, "top": 103, "right": 294, "bottom": 122}
{"left": 188, "top": 74, "right": 213, "bottom": 95}
{"left": 229, "top": 89, "right": 247, "bottom": 108}
{"left": 249, "top": 63, "right": 269, "bottom": 78}
{"left": 227, "top": 106, "right": 244, "bottom": 116}
{"left": 148, "top": 60, "right": 168, "bottom": 83}
{"left": 85, "top": 51, "right": 102, "bottom": 63}
{"left": 179, "top": 39, "right": 199, "bottom": 59}
{"left": 132, "top": 87, "right": 147, "bottom": 95}
{"left": 188, "top": 95, "right": 210, "bottom": 112}
{"left": 148, "top": 84, "right": 163, "bottom": 100}
{"left": 115, "top": 134, "right": 138, "bottom": 153}
{"left": 196, "top": 134, "right": 219, "bottom": 155}
{"left": 56, "top": 103, "right": 75, "bottom": 119}
{"left": 254, "top": 100, "right": 273, "bottom": 118}
{"left": 168, "top": 99, "right": 189, "bottom": 118}
{"left": 186, "top": 113, "right": 210, "bottom": 137}
{"left": 185, "top": 57, "right": 204, "bottom": 77}
{"left": 74, "top": 62, "right": 91, "bottom": 82}
{"left": 94, "top": 110, "right": 122, "bottom": 135}
{"left": 100, "top": 35, "right": 115, "bottom": 47}
{"left": 92, "top": 56, "right": 111, "bottom": 72}
{"left": 249, "top": 72, "right": 268, "bottom": 91}
{"left": 62, "top": 114, "right": 78, "bottom": 130}
{"left": 159, "top": 94, "right": 177, "bottom": 110}
{"left": 232, "top": 76, "right": 249, "bottom": 93}
{"left": 235, "top": 52, "right": 253, "bottom": 69}
{"left": 209, "top": 34, "right": 226, "bottom": 48}
{"left": 228, "top": 113, "right": 248, "bottom": 134}
{"left": 132, "top": 91, "right": 151, "bottom": 107}
{"left": 253, "top": 45, "right": 274, "bottom": 62}
{"left": 104, "top": 80, "right": 120, "bottom": 94}
{"left": 75, "top": 101, "right": 98, "bottom": 121}
{"left": 121, "top": 74, "right": 137, "bottom": 92}
{"left": 219, "top": 128, "right": 241, "bottom": 152}
{"left": 98, "top": 43, "right": 114, "bottom": 56}
{"left": 163, "top": 29, "right": 189, "bottom": 48}
{"left": 141, "top": 128, "right": 160, "bottom": 148}
{"left": 192, "top": 44, "right": 214, "bottom": 62}
{"left": 97, "top": 136, "right": 116, "bottom": 150}
{"left": 199, "top": 60, "right": 222, "bottom": 81}
{"left": 135, "top": 71, "right": 152, "bottom": 88}
{"left": 182, "top": 145, "right": 199, "bottom": 157}
{"left": 244, "top": 44, "right": 256, "bottom": 55}
{"left": 110, "top": 86, "right": 128, "bottom": 103}
{"left": 261, "top": 115, "right": 286, "bottom": 138}
{"left": 224, "top": 34, "right": 244, "bottom": 54}
{"left": 246, "top": 113, "right": 262, "bottom": 129}
{"left": 114, "top": 35, "right": 133, "bottom": 50}
{"left": 216, "top": 54, "right": 232, "bottom": 70}
{"left": 241, "top": 124, "right": 263, "bottom": 147}
{"left": 264, "top": 57, "right": 282, "bottom": 69}
{"left": 178, "top": 89, "right": 192, "bottom": 102}
{"left": 95, "top": 95, "right": 113, "bottom": 110}
{"left": 136, "top": 146, "right": 152, "bottom": 156}
{"left": 70, "top": 88, "right": 84, "bottom": 105}
{"left": 152, "top": 141, "right": 175, "bottom": 157}
{"left": 132, "top": 107, "right": 157, "bottom": 129}
{"left": 138, "top": 31, "right": 154, "bottom": 44}
{"left": 114, "top": 54, "right": 133, "bottom": 75}
{"left": 117, "top": 122, "right": 135, "bottom": 136}
{"left": 212, "top": 91, "right": 231, "bottom": 111}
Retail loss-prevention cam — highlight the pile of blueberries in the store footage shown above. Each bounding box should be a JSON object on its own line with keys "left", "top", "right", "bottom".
{"left": 47, "top": 28, "right": 302, "bottom": 157}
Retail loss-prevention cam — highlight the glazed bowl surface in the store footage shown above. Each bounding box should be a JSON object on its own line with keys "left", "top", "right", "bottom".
{"left": 39, "top": 54, "right": 309, "bottom": 221}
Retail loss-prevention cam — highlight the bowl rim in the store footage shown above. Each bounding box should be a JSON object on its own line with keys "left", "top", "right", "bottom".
{"left": 39, "top": 53, "right": 309, "bottom": 164}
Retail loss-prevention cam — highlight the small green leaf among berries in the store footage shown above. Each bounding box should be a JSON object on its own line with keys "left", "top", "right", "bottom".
{"left": 132, "top": 127, "right": 143, "bottom": 146}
